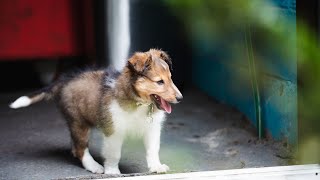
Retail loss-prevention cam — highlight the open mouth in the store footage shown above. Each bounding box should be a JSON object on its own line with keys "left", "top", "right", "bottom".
{"left": 151, "top": 94, "right": 172, "bottom": 114}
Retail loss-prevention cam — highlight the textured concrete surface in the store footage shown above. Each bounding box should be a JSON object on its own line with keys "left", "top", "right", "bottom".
{"left": 0, "top": 88, "right": 290, "bottom": 180}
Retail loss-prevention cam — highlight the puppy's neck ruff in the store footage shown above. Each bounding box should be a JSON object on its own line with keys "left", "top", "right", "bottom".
{"left": 135, "top": 102, "right": 155, "bottom": 123}
{"left": 112, "top": 67, "right": 156, "bottom": 119}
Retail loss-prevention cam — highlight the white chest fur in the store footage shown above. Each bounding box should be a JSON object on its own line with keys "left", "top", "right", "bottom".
{"left": 96, "top": 100, "right": 169, "bottom": 174}
{"left": 108, "top": 100, "right": 166, "bottom": 137}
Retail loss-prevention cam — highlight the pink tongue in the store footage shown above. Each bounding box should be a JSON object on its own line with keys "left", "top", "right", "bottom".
{"left": 160, "top": 97, "right": 172, "bottom": 114}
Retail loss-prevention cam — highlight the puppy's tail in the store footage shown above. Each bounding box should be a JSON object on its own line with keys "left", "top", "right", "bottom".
{"left": 9, "top": 82, "right": 61, "bottom": 109}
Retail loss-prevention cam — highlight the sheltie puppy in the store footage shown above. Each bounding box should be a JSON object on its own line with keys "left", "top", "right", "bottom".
{"left": 9, "top": 49, "right": 183, "bottom": 174}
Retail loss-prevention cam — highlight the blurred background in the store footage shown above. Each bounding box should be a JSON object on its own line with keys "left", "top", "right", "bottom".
{"left": 0, "top": 0, "right": 319, "bottom": 179}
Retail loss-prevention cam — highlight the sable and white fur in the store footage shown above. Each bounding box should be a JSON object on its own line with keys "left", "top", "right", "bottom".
{"left": 9, "top": 49, "right": 183, "bottom": 174}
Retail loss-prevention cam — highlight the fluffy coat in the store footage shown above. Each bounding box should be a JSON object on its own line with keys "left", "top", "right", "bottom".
{"left": 10, "top": 49, "right": 183, "bottom": 174}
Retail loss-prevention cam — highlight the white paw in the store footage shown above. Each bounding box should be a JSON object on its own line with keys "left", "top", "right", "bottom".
{"left": 83, "top": 161, "right": 104, "bottom": 174}
{"left": 82, "top": 148, "right": 104, "bottom": 174}
{"left": 104, "top": 167, "right": 121, "bottom": 174}
{"left": 149, "top": 164, "right": 170, "bottom": 173}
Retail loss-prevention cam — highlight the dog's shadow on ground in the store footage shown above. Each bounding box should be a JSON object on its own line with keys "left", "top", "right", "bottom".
{"left": 119, "top": 164, "right": 142, "bottom": 174}
{"left": 28, "top": 147, "right": 83, "bottom": 168}
{"left": 27, "top": 147, "right": 143, "bottom": 174}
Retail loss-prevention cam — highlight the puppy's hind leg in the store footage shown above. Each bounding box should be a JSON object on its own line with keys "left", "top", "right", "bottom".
{"left": 69, "top": 121, "right": 104, "bottom": 174}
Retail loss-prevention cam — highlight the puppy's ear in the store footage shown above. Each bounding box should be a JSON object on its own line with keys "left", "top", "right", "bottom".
{"left": 128, "top": 52, "right": 152, "bottom": 74}
{"left": 160, "top": 51, "right": 173, "bottom": 70}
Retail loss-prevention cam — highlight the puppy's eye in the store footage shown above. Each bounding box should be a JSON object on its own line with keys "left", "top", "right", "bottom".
{"left": 157, "top": 80, "right": 164, "bottom": 85}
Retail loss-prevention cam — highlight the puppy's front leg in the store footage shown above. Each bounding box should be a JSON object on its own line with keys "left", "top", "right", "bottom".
{"left": 102, "top": 133, "right": 124, "bottom": 174}
{"left": 144, "top": 123, "right": 169, "bottom": 173}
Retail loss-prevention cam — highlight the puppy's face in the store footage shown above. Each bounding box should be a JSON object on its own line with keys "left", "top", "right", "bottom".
{"left": 128, "top": 49, "right": 183, "bottom": 114}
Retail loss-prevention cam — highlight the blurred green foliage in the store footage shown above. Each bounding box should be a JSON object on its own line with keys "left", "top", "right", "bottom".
{"left": 163, "top": 0, "right": 320, "bottom": 164}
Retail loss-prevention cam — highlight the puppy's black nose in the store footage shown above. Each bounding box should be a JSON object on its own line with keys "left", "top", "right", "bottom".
{"left": 176, "top": 95, "right": 183, "bottom": 102}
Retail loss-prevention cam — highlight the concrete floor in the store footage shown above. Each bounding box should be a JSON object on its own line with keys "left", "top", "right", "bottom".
{"left": 0, "top": 88, "right": 290, "bottom": 180}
